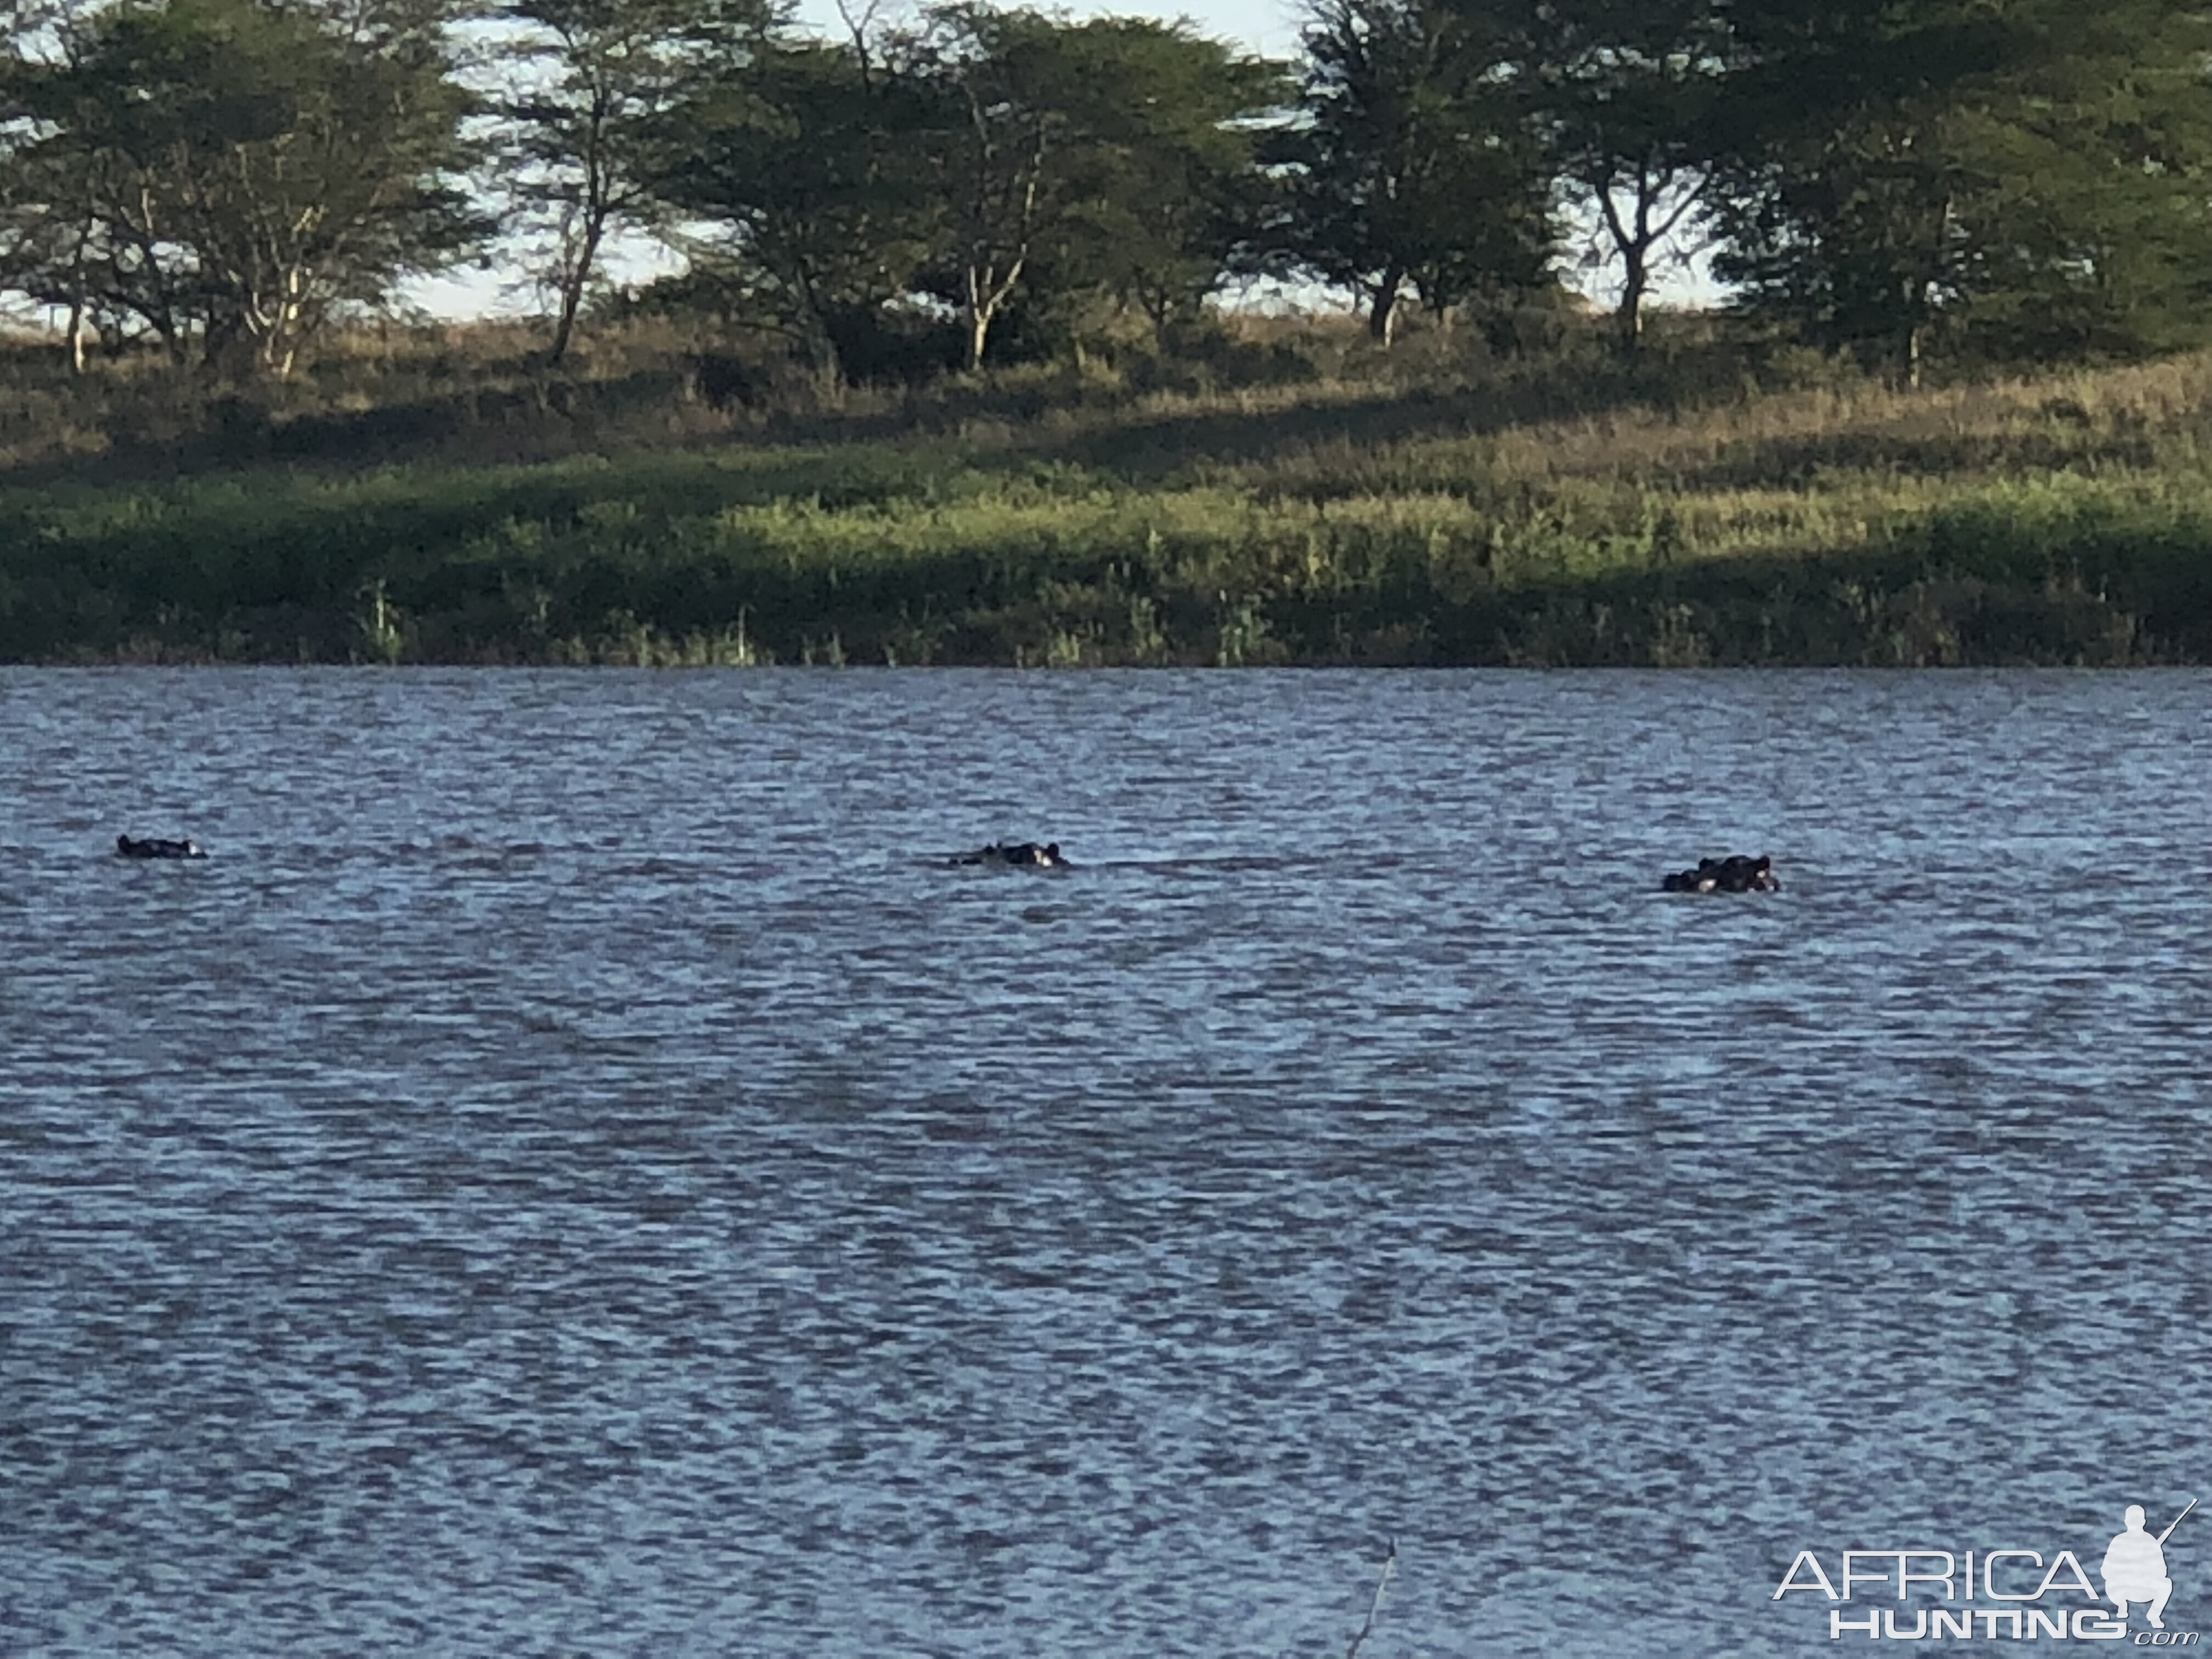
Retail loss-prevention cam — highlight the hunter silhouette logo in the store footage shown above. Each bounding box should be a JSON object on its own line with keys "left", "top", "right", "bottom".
{"left": 2106, "top": 1500, "right": 2196, "bottom": 1630}
{"left": 1773, "top": 1496, "right": 2199, "bottom": 1641}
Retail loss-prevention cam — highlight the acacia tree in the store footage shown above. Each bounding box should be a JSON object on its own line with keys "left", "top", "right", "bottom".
{"left": 3, "top": 0, "right": 482, "bottom": 373}
{"left": 1508, "top": 0, "right": 1729, "bottom": 356}
{"left": 1711, "top": 0, "right": 2212, "bottom": 380}
{"left": 905, "top": 4, "right": 1066, "bottom": 370}
{"left": 975, "top": 18, "right": 1286, "bottom": 344}
{"left": 650, "top": 31, "right": 940, "bottom": 377}
{"left": 652, "top": 10, "right": 1279, "bottom": 373}
{"left": 2, "top": 0, "right": 102, "bottom": 368}
{"left": 859, "top": 7, "right": 1275, "bottom": 370}
{"left": 1706, "top": 0, "right": 1996, "bottom": 381}
{"left": 1275, "top": 0, "right": 1552, "bottom": 345}
{"left": 494, "top": 0, "right": 779, "bottom": 364}
{"left": 1936, "top": 0, "right": 2212, "bottom": 364}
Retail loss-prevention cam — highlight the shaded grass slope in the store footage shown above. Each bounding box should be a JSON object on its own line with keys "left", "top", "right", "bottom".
{"left": 5, "top": 330, "right": 2212, "bottom": 665}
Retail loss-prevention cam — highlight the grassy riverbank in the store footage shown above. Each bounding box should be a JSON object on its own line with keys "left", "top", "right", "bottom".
{"left": 5, "top": 321, "right": 2212, "bottom": 665}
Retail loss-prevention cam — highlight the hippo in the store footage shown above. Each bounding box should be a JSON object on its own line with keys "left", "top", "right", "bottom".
{"left": 1662, "top": 854, "right": 1776, "bottom": 893}
{"left": 116, "top": 834, "right": 207, "bottom": 860}
{"left": 950, "top": 841, "right": 1068, "bottom": 868}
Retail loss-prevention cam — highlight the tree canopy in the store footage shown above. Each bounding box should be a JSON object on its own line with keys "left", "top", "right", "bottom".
{"left": 3, "top": 0, "right": 481, "bottom": 371}
{"left": 5, "top": 0, "right": 2210, "bottom": 378}
{"left": 1269, "top": 0, "right": 1554, "bottom": 344}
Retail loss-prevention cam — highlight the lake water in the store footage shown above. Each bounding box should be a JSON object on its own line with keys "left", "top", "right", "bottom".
{"left": 3, "top": 668, "right": 2209, "bottom": 1657}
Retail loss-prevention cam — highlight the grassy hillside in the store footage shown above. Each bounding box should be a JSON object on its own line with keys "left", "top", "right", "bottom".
{"left": 5, "top": 319, "right": 2212, "bottom": 665}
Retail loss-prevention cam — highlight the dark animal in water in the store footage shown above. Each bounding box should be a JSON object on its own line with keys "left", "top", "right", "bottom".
{"left": 950, "top": 841, "right": 1066, "bottom": 868}
{"left": 116, "top": 834, "right": 207, "bottom": 860}
{"left": 1662, "top": 854, "right": 1777, "bottom": 893}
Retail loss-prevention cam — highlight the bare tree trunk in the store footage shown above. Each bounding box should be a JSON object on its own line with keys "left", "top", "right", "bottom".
{"left": 64, "top": 218, "right": 93, "bottom": 374}
{"left": 1616, "top": 245, "right": 1648, "bottom": 358}
{"left": 1600, "top": 184, "right": 1647, "bottom": 358}
{"left": 964, "top": 272, "right": 1012, "bottom": 369}
{"left": 65, "top": 295, "right": 90, "bottom": 375}
{"left": 547, "top": 85, "right": 612, "bottom": 369}
{"left": 964, "top": 250, "right": 1025, "bottom": 371}
{"left": 548, "top": 217, "right": 602, "bottom": 368}
{"left": 956, "top": 112, "right": 1039, "bottom": 372}
{"left": 1903, "top": 195, "right": 1954, "bottom": 392}
{"left": 1595, "top": 160, "right": 1704, "bottom": 363}
{"left": 775, "top": 253, "right": 847, "bottom": 385}
{"left": 1368, "top": 267, "right": 1403, "bottom": 346}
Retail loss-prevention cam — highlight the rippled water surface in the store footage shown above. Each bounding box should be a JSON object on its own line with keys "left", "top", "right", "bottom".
{"left": 4, "top": 668, "right": 2210, "bottom": 1658}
